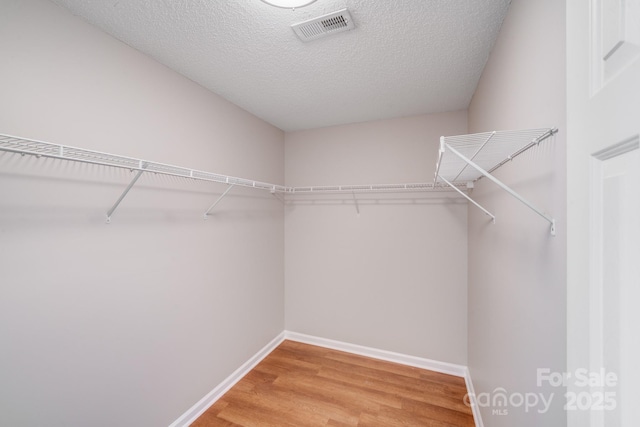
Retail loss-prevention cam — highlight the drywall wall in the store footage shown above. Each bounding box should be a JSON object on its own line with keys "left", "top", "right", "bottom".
{"left": 284, "top": 112, "right": 469, "bottom": 365}
{"left": 466, "top": 0, "right": 567, "bottom": 425}
{"left": 0, "top": 1, "right": 284, "bottom": 426}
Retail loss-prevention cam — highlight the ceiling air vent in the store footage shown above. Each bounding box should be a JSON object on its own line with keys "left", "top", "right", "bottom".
{"left": 291, "top": 8, "right": 355, "bottom": 42}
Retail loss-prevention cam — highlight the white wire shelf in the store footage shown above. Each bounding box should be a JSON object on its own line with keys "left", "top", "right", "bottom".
{"left": 0, "top": 132, "right": 462, "bottom": 222}
{"left": 434, "top": 128, "right": 556, "bottom": 185}
{"left": 0, "top": 133, "right": 287, "bottom": 193}
{"left": 434, "top": 127, "right": 558, "bottom": 235}
{"left": 1, "top": 129, "right": 557, "bottom": 231}
{"left": 0, "top": 133, "right": 459, "bottom": 194}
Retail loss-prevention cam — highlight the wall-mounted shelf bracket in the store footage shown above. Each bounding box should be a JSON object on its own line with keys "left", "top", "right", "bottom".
{"left": 270, "top": 189, "right": 284, "bottom": 204}
{"left": 106, "top": 162, "right": 147, "bottom": 224}
{"left": 203, "top": 184, "right": 235, "bottom": 219}
{"left": 445, "top": 143, "right": 556, "bottom": 235}
{"left": 439, "top": 175, "right": 495, "bottom": 223}
{"left": 352, "top": 191, "right": 360, "bottom": 214}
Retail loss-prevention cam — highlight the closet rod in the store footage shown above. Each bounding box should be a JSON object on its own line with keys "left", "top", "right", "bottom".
{"left": 287, "top": 182, "right": 464, "bottom": 194}
{"left": 483, "top": 128, "right": 558, "bottom": 177}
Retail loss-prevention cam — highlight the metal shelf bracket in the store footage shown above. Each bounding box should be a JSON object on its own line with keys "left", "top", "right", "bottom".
{"left": 445, "top": 143, "right": 556, "bottom": 236}
{"left": 271, "top": 189, "right": 284, "bottom": 204}
{"left": 203, "top": 184, "right": 235, "bottom": 219}
{"left": 106, "top": 162, "right": 147, "bottom": 224}
{"left": 439, "top": 175, "right": 495, "bottom": 223}
{"left": 352, "top": 191, "right": 360, "bottom": 214}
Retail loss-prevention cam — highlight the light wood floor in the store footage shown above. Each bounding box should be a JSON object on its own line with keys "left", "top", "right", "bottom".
{"left": 192, "top": 340, "right": 475, "bottom": 427}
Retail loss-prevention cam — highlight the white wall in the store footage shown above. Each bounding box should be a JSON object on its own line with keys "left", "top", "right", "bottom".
{"left": 0, "top": 1, "right": 284, "bottom": 426}
{"left": 466, "top": 0, "right": 567, "bottom": 425}
{"left": 284, "top": 112, "right": 469, "bottom": 364}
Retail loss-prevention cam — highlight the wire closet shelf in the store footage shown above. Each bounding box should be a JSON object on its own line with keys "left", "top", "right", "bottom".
{"left": 0, "top": 133, "right": 457, "bottom": 222}
{"left": 1, "top": 128, "right": 557, "bottom": 230}
{"left": 0, "top": 133, "right": 456, "bottom": 194}
{"left": 434, "top": 127, "right": 558, "bottom": 235}
{"left": 0, "top": 133, "right": 288, "bottom": 193}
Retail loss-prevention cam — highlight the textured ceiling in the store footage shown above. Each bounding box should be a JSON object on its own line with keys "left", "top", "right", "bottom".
{"left": 49, "top": 0, "right": 511, "bottom": 131}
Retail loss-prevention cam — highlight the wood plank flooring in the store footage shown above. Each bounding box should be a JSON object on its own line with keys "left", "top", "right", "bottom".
{"left": 192, "top": 340, "right": 474, "bottom": 427}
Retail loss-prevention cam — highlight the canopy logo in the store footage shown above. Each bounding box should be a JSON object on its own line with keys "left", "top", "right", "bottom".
{"left": 464, "top": 368, "right": 618, "bottom": 416}
{"left": 464, "top": 388, "right": 554, "bottom": 415}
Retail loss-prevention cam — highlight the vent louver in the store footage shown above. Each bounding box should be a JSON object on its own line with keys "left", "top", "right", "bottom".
{"left": 291, "top": 8, "right": 355, "bottom": 42}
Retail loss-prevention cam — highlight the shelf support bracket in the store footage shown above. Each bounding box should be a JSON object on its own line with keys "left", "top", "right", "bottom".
{"left": 106, "top": 163, "right": 147, "bottom": 224}
{"left": 203, "top": 184, "right": 235, "bottom": 219}
{"left": 352, "top": 191, "right": 360, "bottom": 214}
{"left": 439, "top": 175, "right": 495, "bottom": 223}
{"left": 445, "top": 143, "right": 556, "bottom": 236}
{"left": 433, "top": 137, "right": 445, "bottom": 187}
{"left": 271, "top": 189, "right": 284, "bottom": 204}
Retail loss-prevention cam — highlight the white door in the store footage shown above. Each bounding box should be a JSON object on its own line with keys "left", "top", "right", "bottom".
{"left": 567, "top": 1, "right": 640, "bottom": 427}
{"left": 590, "top": 147, "right": 639, "bottom": 426}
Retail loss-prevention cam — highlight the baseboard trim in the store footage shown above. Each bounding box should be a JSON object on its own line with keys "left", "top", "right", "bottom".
{"left": 169, "top": 330, "right": 482, "bottom": 427}
{"left": 463, "top": 367, "right": 484, "bottom": 427}
{"left": 168, "top": 331, "right": 285, "bottom": 427}
{"left": 284, "top": 330, "right": 467, "bottom": 378}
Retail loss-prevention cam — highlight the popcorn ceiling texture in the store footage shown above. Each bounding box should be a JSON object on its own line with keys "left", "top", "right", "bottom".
{"left": 50, "top": 0, "right": 511, "bottom": 131}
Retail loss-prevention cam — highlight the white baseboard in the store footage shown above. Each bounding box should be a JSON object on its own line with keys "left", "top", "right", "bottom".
{"left": 168, "top": 331, "right": 285, "bottom": 427}
{"left": 284, "top": 330, "right": 467, "bottom": 378}
{"left": 169, "top": 330, "right": 482, "bottom": 427}
{"left": 463, "top": 367, "right": 484, "bottom": 427}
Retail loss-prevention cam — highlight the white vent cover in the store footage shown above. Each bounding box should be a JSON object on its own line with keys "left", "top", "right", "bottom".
{"left": 291, "top": 8, "right": 355, "bottom": 42}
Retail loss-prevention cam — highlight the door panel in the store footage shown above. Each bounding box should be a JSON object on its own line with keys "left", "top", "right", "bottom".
{"left": 591, "top": 0, "right": 640, "bottom": 92}
{"left": 590, "top": 144, "right": 639, "bottom": 426}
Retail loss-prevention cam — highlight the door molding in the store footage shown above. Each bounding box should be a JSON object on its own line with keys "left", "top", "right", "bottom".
{"left": 588, "top": 135, "right": 638, "bottom": 427}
